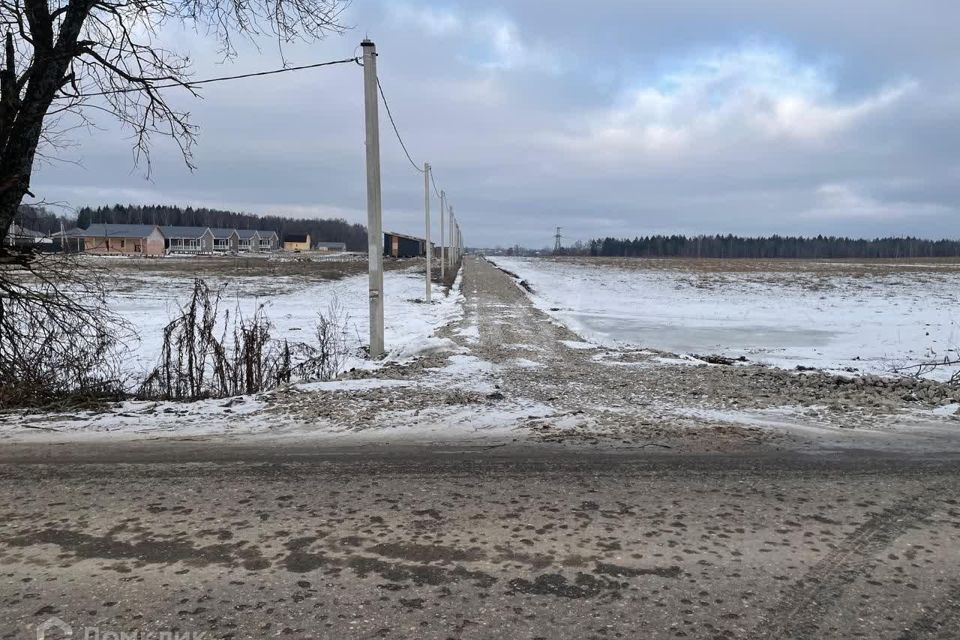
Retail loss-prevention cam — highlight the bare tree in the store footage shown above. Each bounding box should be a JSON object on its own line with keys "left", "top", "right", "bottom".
{"left": 0, "top": 251, "right": 131, "bottom": 407}
{"left": 0, "top": 0, "right": 348, "bottom": 243}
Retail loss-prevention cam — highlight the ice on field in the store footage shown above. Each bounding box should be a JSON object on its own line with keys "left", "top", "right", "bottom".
{"left": 492, "top": 257, "right": 960, "bottom": 381}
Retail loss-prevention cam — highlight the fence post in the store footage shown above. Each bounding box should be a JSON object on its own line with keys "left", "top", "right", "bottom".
{"left": 424, "top": 162, "right": 432, "bottom": 303}
{"left": 362, "top": 39, "right": 385, "bottom": 358}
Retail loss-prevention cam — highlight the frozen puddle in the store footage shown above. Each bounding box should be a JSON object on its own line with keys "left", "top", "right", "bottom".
{"left": 566, "top": 312, "right": 836, "bottom": 353}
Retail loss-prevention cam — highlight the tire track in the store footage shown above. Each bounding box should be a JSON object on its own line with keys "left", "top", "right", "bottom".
{"left": 895, "top": 583, "right": 960, "bottom": 640}
{"left": 751, "top": 489, "right": 943, "bottom": 640}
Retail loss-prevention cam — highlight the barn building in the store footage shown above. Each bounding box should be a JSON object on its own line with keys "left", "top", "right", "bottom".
{"left": 384, "top": 232, "right": 432, "bottom": 258}
{"left": 315, "top": 241, "right": 347, "bottom": 253}
{"left": 283, "top": 233, "right": 311, "bottom": 251}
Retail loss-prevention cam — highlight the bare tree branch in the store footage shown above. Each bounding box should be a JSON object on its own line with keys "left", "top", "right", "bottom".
{"left": 0, "top": 0, "right": 348, "bottom": 243}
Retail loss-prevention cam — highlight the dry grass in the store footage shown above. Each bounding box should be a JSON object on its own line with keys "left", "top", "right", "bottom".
{"left": 87, "top": 255, "right": 417, "bottom": 282}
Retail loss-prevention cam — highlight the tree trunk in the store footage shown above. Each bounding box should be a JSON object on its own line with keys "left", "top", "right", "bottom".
{"left": 0, "top": 0, "right": 95, "bottom": 245}
{"left": 0, "top": 70, "right": 56, "bottom": 245}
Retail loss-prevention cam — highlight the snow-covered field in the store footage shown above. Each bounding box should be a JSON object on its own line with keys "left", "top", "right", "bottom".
{"left": 490, "top": 256, "right": 960, "bottom": 380}
{"left": 107, "top": 262, "right": 461, "bottom": 378}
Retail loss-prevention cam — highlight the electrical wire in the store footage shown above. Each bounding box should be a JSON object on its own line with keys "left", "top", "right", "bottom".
{"left": 76, "top": 57, "right": 360, "bottom": 97}
{"left": 376, "top": 76, "right": 425, "bottom": 174}
{"left": 374, "top": 75, "right": 444, "bottom": 196}
{"left": 430, "top": 168, "right": 442, "bottom": 199}
{"left": 75, "top": 52, "right": 455, "bottom": 204}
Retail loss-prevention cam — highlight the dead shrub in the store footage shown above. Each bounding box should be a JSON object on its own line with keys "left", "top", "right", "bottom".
{"left": 0, "top": 250, "right": 128, "bottom": 408}
{"left": 892, "top": 355, "right": 960, "bottom": 387}
{"left": 295, "top": 296, "right": 351, "bottom": 382}
{"left": 139, "top": 280, "right": 353, "bottom": 401}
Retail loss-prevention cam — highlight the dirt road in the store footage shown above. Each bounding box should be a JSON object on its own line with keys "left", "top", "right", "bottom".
{"left": 2, "top": 257, "right": 960, "bottom": 639}
{"left": 2, "top": 452, "right": 960, "bottom": 640}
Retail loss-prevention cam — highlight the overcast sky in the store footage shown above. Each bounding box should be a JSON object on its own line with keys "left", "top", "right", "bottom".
{"left": 30, "top": 1, "right": 960, "bottom": 247}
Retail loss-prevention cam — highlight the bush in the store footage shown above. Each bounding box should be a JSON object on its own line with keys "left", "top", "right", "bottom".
{"left": 0, "top": 251, "right": 128, "bottom": 408}
{"left": 138, "top": 279, "right": 352, "bottom": 401}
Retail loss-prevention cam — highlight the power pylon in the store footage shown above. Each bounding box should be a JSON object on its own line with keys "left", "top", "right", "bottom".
{"left": 553, "top": 226, "right": 563, "bottom": 254}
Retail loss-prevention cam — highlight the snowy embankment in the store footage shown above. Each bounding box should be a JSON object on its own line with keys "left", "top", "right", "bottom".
{"left": 0, "top": 266, "right": 465, "bottom": 440}
{"left": 490, "top": 257, "right": 960, "bottom": 380}
{"left": 113, "top": 265, "right": 462, "bottom": 378}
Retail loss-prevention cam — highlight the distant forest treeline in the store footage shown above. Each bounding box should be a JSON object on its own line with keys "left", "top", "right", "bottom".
{"left": 574, "top": 235, "right": 960, "bottom": 259}
{"left": 12, "top": 205, "right": 73, "bottom": 235}
{"left": 10, "top": 204, "right": 368, "bottom": 250}
{"left": 76, "top": 204, "right": 368, "bottom": 250}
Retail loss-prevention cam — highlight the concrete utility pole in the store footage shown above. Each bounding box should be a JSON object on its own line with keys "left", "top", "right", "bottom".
{"left": 424, "top": 162, "right": 432, "bottom": 303}
{"left": 362, "top": 39, "right": 384, "bottom": 358}
{"left": 448, "top": 207, "right": 455, "bottom": 272}
{"left": 440, "top": 190, "right": 446, "bottom": 282}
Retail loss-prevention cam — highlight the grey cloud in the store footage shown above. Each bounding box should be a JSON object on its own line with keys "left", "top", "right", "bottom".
{"left": 30, "top": 1, "right": 960, "bottom": 246}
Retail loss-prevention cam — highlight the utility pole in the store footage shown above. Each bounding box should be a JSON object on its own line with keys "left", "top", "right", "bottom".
{"left": 362, "top": 39, "right": 384, "bottom": 358}
{"left": 424, "top": 162, "right": 431, "bottom": 303}
{"left": 440, "top": 190, "right": 446, "bottom": 283}
{"left": 449, "top": 207, "right": 455, "bottom": 272}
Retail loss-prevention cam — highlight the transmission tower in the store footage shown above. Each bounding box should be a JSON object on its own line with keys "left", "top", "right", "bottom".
{"left": 553, "top": 226, "right": 563, "bottom": 254}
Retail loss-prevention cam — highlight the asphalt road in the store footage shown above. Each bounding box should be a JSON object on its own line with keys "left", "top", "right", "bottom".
{"left": 1, "top": 446, "right": 959, "bottom": 640}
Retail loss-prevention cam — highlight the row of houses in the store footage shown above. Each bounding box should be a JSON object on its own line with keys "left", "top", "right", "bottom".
{"left": 50, "top": 225, "right": 347, "bottom": 256}
{"left": 8, "top": 223, "right": 428, "bottom": 258}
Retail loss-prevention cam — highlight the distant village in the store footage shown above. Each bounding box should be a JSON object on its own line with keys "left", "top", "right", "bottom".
{"left": 6, "top": 221, "right": 436, "bottom": 258}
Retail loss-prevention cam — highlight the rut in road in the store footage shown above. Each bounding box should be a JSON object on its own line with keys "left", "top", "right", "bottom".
{"left": 750, "top": 487, "right": 948, "bottom": 640}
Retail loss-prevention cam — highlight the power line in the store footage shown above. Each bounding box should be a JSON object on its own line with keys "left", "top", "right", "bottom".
{"left": 376, "top": 76, "right": 424, "bottom": 174}
{"left": 75, "top": 50, "right": 453, "bottom": 200}
{"left": 74, "top": 57, "right": 360, "bottom": 98}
